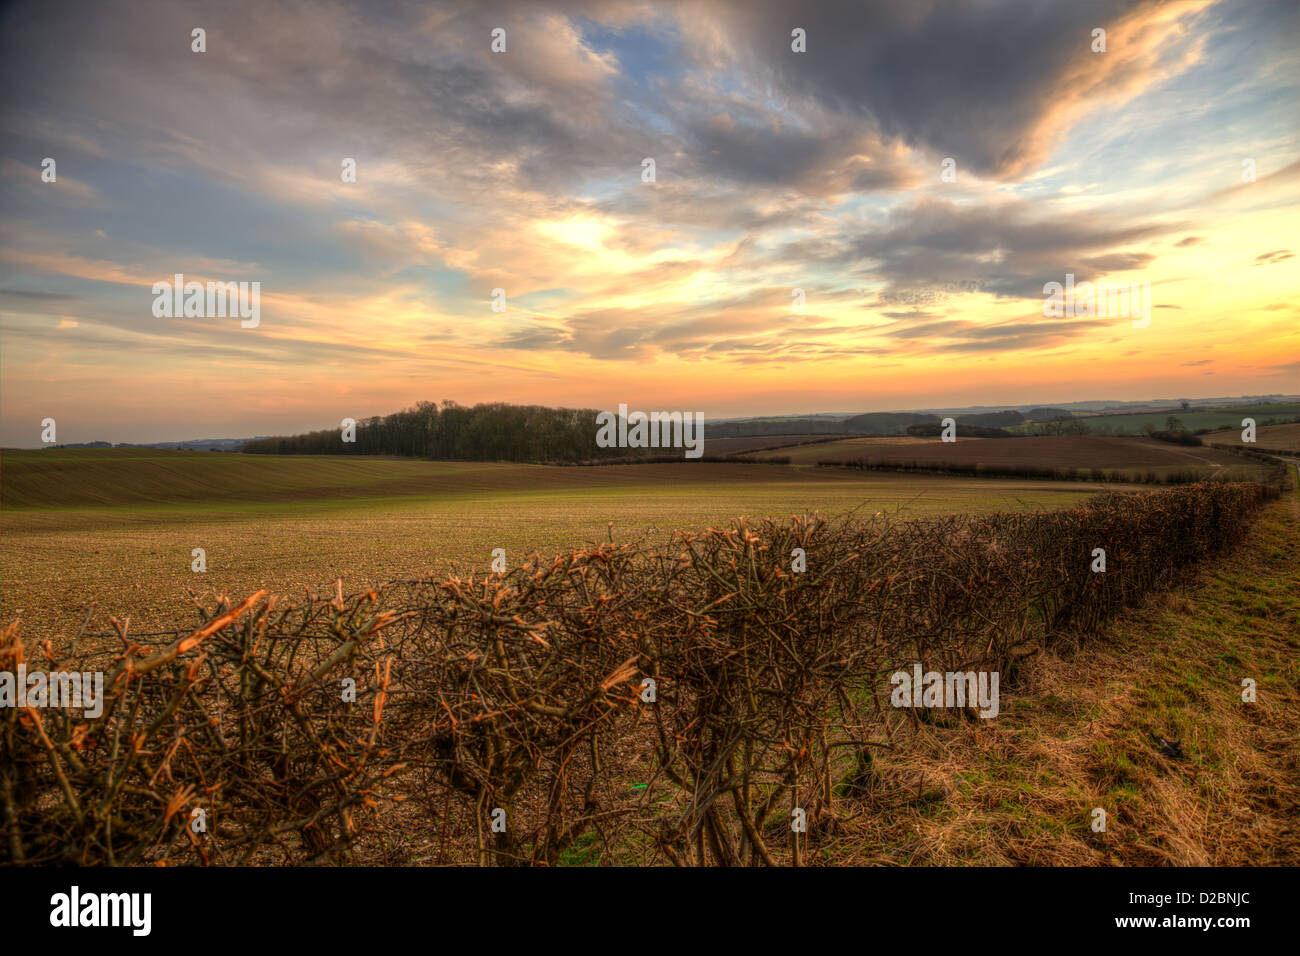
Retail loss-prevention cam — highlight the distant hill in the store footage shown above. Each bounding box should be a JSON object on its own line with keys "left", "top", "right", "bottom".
{"left": 25, "top": 395, "right": 1296, "bottom": 451}
{"left": 711, "top": 411, "right": 1004, "bottom": 439}
{"left": 49, "top": 438, "right": 261, "bottom": 452}
{"left": 1066, "top": 403, "right": 1300, "bottom": 436}
{"left": 957, "top": 410, "right": 1024, "bottom": 428}
{"left": 705, "top": 418, "right": 851, "bottom": 438}
{"left": 1024, "top": 408, "right": 1076, "bottom": 422}
{"left": 117, "top": 437, "right": 262, "bottom": 452}
{"left": 839, "top": 412, "right": 940, "bottom": 434}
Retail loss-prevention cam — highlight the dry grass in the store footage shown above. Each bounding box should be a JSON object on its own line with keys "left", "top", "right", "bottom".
{"left": 826, "top": 480, "right": 1300, "bottom": 866}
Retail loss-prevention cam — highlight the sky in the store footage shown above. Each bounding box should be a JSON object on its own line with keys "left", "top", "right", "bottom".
{"left": 1, "top": 0, "right": 1298, "bottom": 446}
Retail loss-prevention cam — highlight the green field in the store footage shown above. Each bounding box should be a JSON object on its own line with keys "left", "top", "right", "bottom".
{"left": 2, "top": 449, "right": 1124, "bottom": 642}
{"left": 1028, "top": 402, "right": 1300, "bottom": 436}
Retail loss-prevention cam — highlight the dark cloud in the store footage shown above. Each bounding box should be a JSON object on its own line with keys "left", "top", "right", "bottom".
{"left": 771, "top": 196, "right": 1174, "bottom": 299}
{"left": 685, "top": 0, "right": 1208, "bottom": 178}
{"left": 937, "top": 318, "right": 1110, "bottom": 353}
{"left": 886, "top": 319, "right": 970, "bottom": 340}
{"left": 0, "top": 0, "right": 647, "bottom": 202}
{"left": 677, "top": 110, "right": 917, "bottom": 194}
{"left": 0, "top": 289, "right": 81, "bottom": 301}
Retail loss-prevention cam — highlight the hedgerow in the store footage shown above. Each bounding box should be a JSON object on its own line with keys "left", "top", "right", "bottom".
{"left": 1, "top": 481, "right": 1278, "bottom": 866}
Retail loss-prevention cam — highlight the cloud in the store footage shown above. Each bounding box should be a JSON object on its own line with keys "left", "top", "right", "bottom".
{"left": 1208, "top": 159, "right": 1300, "bottom": 204}
{"left": 0, "top": 0, "right": 1295, "bottom": 443}
{"left": 1081, "top": 252, "right": 1156, "bottom": 272}
{"left": 0, "top": 288, "right": 81, "bottom": 303}
{"left": 771, "top": 196, "right": 1177, "bottom": 299}
{"left": 679, "top": 0, "right": 1210, "bottom": 178}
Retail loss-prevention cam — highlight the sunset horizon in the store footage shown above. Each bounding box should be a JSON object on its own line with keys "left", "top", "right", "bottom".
{"left": 3, "top": 0, "right": 1297, "bottom": 448}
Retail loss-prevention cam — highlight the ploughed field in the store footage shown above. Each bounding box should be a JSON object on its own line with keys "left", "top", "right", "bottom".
{"left": 704, "top": 434, "right": 855, "bottom": 456}
{"left": 1, "top": 449, "right": 1119, "bottom": 643}
{"left": 758, "top": 434, "right": 1271, "bottom": 479}
{"left": 1204, "top": 422, "right": 1300, "bottom": 454}
{"left": 1055, "top": 402, "right": 1300, "bottom": 435}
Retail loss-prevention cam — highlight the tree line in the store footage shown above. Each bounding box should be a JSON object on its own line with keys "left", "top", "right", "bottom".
{"left": 241, "top": 401, "right": 636, "bottom": 462}
{"left": 243, "top": 401, "right": 1103, "bottom": 460}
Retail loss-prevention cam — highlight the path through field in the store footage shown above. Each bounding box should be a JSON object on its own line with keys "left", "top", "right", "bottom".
{"left": 1283, "top": 459, "right": 1300, "bottom": 518}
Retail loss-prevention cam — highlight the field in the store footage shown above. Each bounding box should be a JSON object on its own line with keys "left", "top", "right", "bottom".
{"left": 1203, "top": 422, "right": 1300, "bottom": 454}
{"left": 5, "top": 467, "right": 1291, "bottom": 868}
{"left": 1040, "top": 402, "right": 1300, "bottom": 436}
{"left": 705, "top": 434, "right": 854, "bottom": 456}
{"left": 748, "top": 433, "right": 1271, "bottom": 479}
{"left": 1, "top": 449, "right": 1119, "bottom": 642}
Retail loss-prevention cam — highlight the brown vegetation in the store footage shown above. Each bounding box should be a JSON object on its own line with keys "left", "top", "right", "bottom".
{"left": 1, "top": 481, "right": 1279, "bottom": 866}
